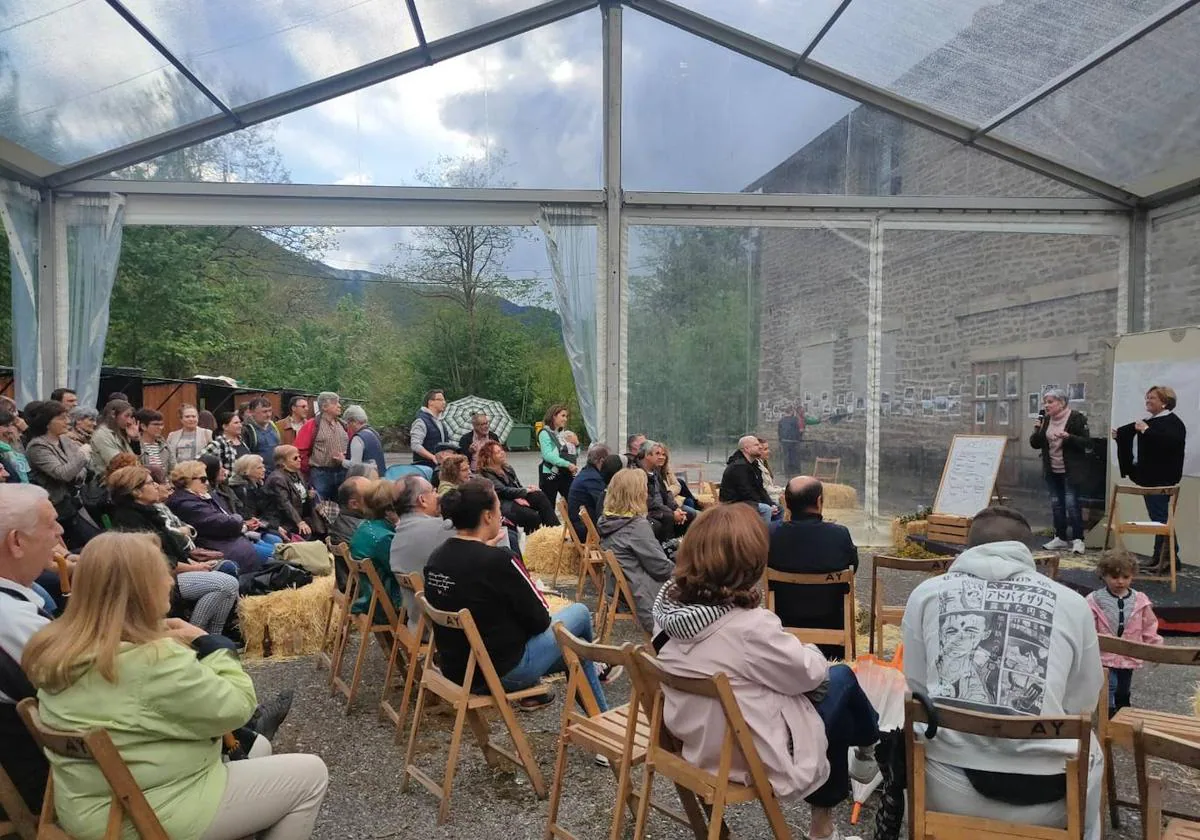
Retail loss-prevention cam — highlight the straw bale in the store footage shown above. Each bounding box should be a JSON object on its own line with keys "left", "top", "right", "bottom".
{"left": 239, "top": 575, "right": 335, "bottom": 660}
{"left": 694, "top": 492, "right": 716, "bottom": 508}
{"left": 823, "top": 483, "right": 859, "bottom": 510}
{"left": 1194, "top": 683, "right": 1200, "bottom": 718}
{"left": 905, "top": 520, "right": 928, "bottom": 538}
{"left": 523, "top": 525, "right": 578, "bottom": 577}
{"left": 855, "top": 625, "right": 903, "bottom": 660}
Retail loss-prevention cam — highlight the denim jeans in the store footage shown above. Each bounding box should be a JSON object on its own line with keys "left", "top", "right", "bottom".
{"left": 756, "top": 503, "right": 773, "bottom": 526}
{"left": 500, "top": 602, "right": 609, "bottom": 712}
{"left": 1144, "top": 494, "right": 1180, "bottom": 563}
{"left": 1108, "top": 668, "right": 1133, "bottom": 716}
{"left": 1045, "top": 473, "right": 1084, "bottom": 540}
{"left": 215, "top": 560, "right": 240, "bottom": 577}
{"left": 252, "top": 539, "right": 276, "bottom": 564}
{"left": 805, "top": 664, "right": 881, "bottom": 807}
{"left": 308, "top": 466, "right": 345, "bottom": 504}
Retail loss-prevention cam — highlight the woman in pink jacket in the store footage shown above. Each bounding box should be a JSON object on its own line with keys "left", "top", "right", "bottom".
{"left": 1085, "top": 550, "right": 1162, "bottom": 717}
{"left": 651, "top": 503, "right": 879, "bottom": 840}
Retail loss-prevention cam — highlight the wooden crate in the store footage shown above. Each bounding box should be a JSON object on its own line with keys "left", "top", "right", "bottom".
{"left": 926, "top": 514, "right": 972, "bottom": 545}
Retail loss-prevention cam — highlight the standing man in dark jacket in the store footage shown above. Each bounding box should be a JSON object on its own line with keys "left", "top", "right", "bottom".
{"left": 767, "top": 476, "right": 859, "bottom": 660}
{"left": 719, "top": 435, "right": 777, "bottom": 525}
{"left": 244, "top": 397, "right": 280, "bottom": 468}
{"left": 1112, "top": 384, "right": 1188, "bottom": 568}
{"left": 410, "top": 389, "right": 448, "bottom": 470}
{"left": 777, "top": 405, "right": 804, "bottom": 478}
{"left": 567, "top": 443, "right": 610, "bottom": 539}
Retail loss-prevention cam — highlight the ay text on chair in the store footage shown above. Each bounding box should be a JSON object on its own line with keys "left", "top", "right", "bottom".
{"left": 764, "top": 567, "right": 858, "bottom": 661}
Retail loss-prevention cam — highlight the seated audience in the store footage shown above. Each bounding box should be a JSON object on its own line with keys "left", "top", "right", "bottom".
{"left": 329, "top": 476, "right": 371, "bottom": 547}
{"left": 637, "top": 439, "right": 693, "bottom": 540}
{"left": 652, "top": 504, "right": 879, "bottom": 840}
{"left": 168, "top": 460, "right": 261, "bottom": 573}
{"left": 136, "top": 408, "right": 175, "bottom": 473}
{"left": 719, "top": 435, "right": 777, "bottom": 525}
{"left": 436, "top": 453, "right": 470, "bottom": 496}
{"left": 166, "top": 404, "right": 212, "bottom": 464}
{"left": 756, "top": 437, "right": 784, "bottom": 502}
{"left": 108, "top": 466, "right": 239, "bottom": 636}
{"left": 767, "top": 477, "right": 859, "bottom": 660}
{"left": 390, "top": 475, "right": 454, "bottom": 631}
{"left": 90, "top": 399, "right": 137, "bottom": 473}
{"left": 0, "top": 485, "right": 61, "bottom": 816}
{"left": 146, "top": 466, "right": 226, "bottom": 569}
{"left": 22, "top": 532, "right": 329, "bottom": 840}
{"left": 458, "top": 412, "right": 501, "bottom": 470}
{"left": 624, "top": 433, "right": 646, "bottom": 469}
{"left": 902, "top": 506, "right": 1103, "bottom": 840}
{"left": 661, "top": 445, "right": 702, "bottom": 514}
{"left": 567, "top": 443, "right": 611, "bottom": 539}
{"left": 204, "top": 411, "right": 251, "bottom": 477}
{"left": 66, "top": 405, "right": 97, "bottom": 446}
{"left": 601, "top": 453, "right": 625, "bottom": 484}
{"left": 228, "top": 454, "right": 269, "bottom": 521}
{"left": 0, "top": 411, "right": 30, "bottom": 482}
{"left": 264, "top": 445, "right": 315, "bottom": 540}
{"left": 424, "top": 479, "right": 614, "bottom": 709}
{"left": 49, "top": 388, "right": 77, "bottom": 411}
{"left": 349, "top": 480, "right": 403, "bottom": 617}
{"left": 477, "top": 440, "right": 559, "bottom": 533}
{"left": 342, "top": 405, "right": 387, "bottom": 477}
{"left": 596, "top": 469, "right": 673, "bottom": 633}
{"left": 24, "top": 399, "right": 99, "bottom": 548}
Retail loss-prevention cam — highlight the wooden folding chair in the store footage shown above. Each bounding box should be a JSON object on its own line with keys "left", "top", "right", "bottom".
{"left": 379, "top": 572, "right": 431, "bottom": 744}
{"left": 17, "top": 698, "right": 169, "bottom": 840}
{"left": 545, "top": 628, "right": 691, "bottom": 840}
{"left": 629, "top": 649, "right": 792, "bottom": 840}
{"left": 1133, "top": 721, "right": 1200, "bottom": 840}
{"left": 1105, "top": 484, "right": 1180, "bottom": 591}
{"left": 906, "top": 698, "right": 1091, "bottom": 840}
{"left": 0, "top": 761, "right": 37, "bottom": 840}
{"left": 550, "top": 498, "right": 586, "bottom": 591}
{"left": 402, "top": 593, "right": 548, "bottom": 824}
{"left": 764, "top": 568, "right": 857, "bottom": 661}
{"left": 316, "top": 539, "right": 360, "bottom": 676}
{"left": 812, "top": 457, "right": 840, "bottom": 483}
{"left": 574, "top": 508, "right": 606, "bottom": 600}
{"left": 1034, "top": 551, "right": 1062, "bottom": 580}
{"left": 868, "top": 554, "right": 952, "bottom": 654}
{"left": 1097, "top": 637, "right": 1200, "bottom": 828}
{"left": 595, "top": 549, "right": 650, "bottom": 644}
{"left": 330, "top": 557, "right": 397, "bottom": 713}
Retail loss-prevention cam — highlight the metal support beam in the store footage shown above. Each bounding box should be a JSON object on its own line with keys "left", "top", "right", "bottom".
{"left": 864, "top": 216, "right": 882, "bottom": 531}
{"left": 36, "top": 192, "right": 63, "bottom": 399}
{"left": 1126, "top": 210, "right": 1149, "bottom": 334}
{"left": 0, "top": 138, "right": 56, "bottom": 187}
{"left": 797, "top": 0, "right": 853, "bottom": 60}
{"left": 1141, "top": 175, "right": 1200, "bottom": 210}
{"left": 625, "top": 191, "right": 1127, "bottom": 213}
{"left": 602, "top": 2, "right": 624, "bottom": 445}
{"left": 47, "top": 0, "right": 599, "bottom": 188}
{"left": 623, "top": 0, "right": 1139, "bottom": 206}
{"left": 976, "top": 0, "right": 1200, "bottom": 136}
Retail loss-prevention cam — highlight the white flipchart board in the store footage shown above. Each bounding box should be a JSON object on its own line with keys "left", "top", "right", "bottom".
{"left": 933, "top": 435, "right": 1008, "bottom": 518}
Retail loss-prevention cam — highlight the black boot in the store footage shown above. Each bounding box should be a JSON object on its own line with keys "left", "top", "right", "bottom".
{"left": 248, "top": 689, "right": 294, "bottom": 741}
{"left": 871, "top": 728, "right": 907, "bottom": 840}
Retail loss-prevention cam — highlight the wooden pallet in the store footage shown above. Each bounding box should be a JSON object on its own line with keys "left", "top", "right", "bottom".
{"left": 926, "top": 514, "right": 971, "bottom": 545}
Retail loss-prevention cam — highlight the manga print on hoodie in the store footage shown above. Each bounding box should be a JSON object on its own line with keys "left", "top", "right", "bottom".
{"left": 931, "top": 572, "right": 1057, "bottom": 716}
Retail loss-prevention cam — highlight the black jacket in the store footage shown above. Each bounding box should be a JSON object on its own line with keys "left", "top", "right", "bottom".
{"left": 1029, "top": 410, "right": 1092, "bottom": 485}
{"left": 767, "top": 512, "right": 858, "bottom": 658}
{"left": 424, "top": 537, "right": 550, "bottom": 691}
{"left": 109, "top": 500, "right": 192, "bottom": 567}
{"left": 719, "top": 450, "right": 771, "bottom": 506}
{"left": 1121, "top": 412, "right": 1187, "bottom": 487}
{"left": 263, "top": 468, "right": 311, "bottom": 531}
{"left": 566, "top": 464, "right": 606, "bottom": 539}
{"left": 458, "top": 431, "right": 501, "bottom": 458}
{"left": 227, "top": 476, "right": 268, "bottom": 521}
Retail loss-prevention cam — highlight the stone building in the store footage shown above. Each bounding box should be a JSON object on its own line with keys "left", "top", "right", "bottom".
{"left": 750, "top": 5, "right": 1200, "bottom": 521}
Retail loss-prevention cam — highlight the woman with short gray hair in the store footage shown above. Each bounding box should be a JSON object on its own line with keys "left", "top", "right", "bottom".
{"left": 66, "top": 406, "right": 98, "bottom": 446}
{"left": 1030, "top": 387, "right": 1091, "bottom": 554}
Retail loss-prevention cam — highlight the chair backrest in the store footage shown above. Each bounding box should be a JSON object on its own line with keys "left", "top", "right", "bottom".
{"left": 869, "top": 554, "right": 952, "bottom": 653}
{"left": 357, "top": 557, "right": 400, "bottom": 630}
{"left": 415, "top": 592, "right": 510, "bottom": 700}
{"left": 392, "top": 571, "right": 425, "bottom": 638}
{"left": 1133, "top": 720, "right": 1200, "bottom": 840}
{"left": 553, "top": 626, "right": 637, "bottom": 721}
{"left": 599, "top": 549, "right": 650, "bottom": 641}
{"left": 629, "top": 649, "right": 791, "bottom": 834}
{"left": 905, "top": 698, "right": 1090, "bottom": 840}
{"left": 557, "top": 498, "right": 584, "bottom": 548}
{"left": 327, "top": 539, "right": 359, "bottom": 600}
{"left": 1099, "top": 636, "right": 1200, "bottom": 666}
{"left": 0, "top": 760, "right": 37, "bottom": 840}
{"left": 17, "top": 699, "right": 169, "bottom": 840}
{"left": 763, "top": 567, "right": 856, "bottom": 655}
{"left": 578, "top": 506, "right": 602, "bottom": 548}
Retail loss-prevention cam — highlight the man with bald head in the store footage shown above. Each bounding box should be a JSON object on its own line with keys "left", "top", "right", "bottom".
{"left": 718, "top": 434, "right": 777, "bottom": 524}
{"left": 390, "top": 474, "right": 455, "bottom": 629}
{"left": 767, "top": 476, "right": 859, "bottom": 659}
{"left": 329, "top": 475, "right": 373, "bottom": 547}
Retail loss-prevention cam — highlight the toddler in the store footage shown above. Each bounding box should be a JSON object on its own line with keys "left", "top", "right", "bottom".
{"left": 1086, "top": 550, "right": 1162, "bottom": 717}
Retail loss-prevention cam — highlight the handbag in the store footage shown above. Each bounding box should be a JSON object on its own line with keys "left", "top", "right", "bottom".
{"left": 272, "top": 541, "right": 333, "bottom": 576}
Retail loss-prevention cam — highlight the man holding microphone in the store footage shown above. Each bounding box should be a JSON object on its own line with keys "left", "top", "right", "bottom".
{"left": 1111, "top": 385, "right": 1187, "bottom": 570}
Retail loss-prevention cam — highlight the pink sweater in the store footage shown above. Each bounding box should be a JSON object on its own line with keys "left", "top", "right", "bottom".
{"left": 1086, "top": 590, "right": 1162, "bottom": 669}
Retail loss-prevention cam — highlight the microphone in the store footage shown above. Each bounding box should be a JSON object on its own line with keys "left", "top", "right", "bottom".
{"left": 1036, "top": 409, "right": 1047, "bottom": 427}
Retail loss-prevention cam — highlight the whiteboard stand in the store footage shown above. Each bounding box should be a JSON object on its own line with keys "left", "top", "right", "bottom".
{"left": 929, "top": 435, "right": 1009, "bottom": 544}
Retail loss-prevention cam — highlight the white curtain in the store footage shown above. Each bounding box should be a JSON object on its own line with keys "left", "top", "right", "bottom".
{"left": 538, "top": 205, "right": 600, "bottom": 440}
{"left": 0, "top": 181, "right": 41, "bottom": 404}
{"left": 65, "top": 194, "right": 125, "bottom": 407}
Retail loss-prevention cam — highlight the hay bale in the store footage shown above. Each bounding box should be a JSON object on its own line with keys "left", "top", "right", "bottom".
{"left": 855, "top": 625, "right": 903, "bottom": 660}
{"left": 1194, "top": 683, "right": 1200, "bottom": 718}
{"left": 694, "top": 492, "right": 716, "bottom": 509}
{"left": 238, "top": 575, "right": 335, "bottom": 660}
{"left": 906, "top": 520, "right": 928, "bottom": 538}
{"left": 823, "top": 483, "right": 859, "bottom": 510}
{"left": 523, "top": 525, "right": 578, "bottom": 578}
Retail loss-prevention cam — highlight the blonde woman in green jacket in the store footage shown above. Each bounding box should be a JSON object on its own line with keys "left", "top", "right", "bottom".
{"left": 23, "top": 532, "right": 328, "bottom": 840}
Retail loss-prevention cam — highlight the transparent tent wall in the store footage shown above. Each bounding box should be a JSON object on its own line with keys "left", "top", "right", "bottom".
{"left": 1146, "top": 208, "right": 1200, "bottom": 331}
{"left": 878, "top": 229, "right": 1123, "bottom": 534}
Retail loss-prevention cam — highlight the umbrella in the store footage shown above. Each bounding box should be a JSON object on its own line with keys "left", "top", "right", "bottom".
{"left": 442, "top": 396, "right": 515, "bottom": 444}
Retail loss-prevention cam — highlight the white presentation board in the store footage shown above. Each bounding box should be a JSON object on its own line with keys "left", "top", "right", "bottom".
{"left": 933, "top": 435, "right": 1008, "bottom": 518}
{"left": 1110, "top": 360, "right": 1200, "bottom": 478}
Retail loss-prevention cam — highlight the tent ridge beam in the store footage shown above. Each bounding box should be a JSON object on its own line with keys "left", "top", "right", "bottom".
{"left": 975, "top": 0, "right": 1200, "bottom": 136}
{"left": 46, "top": 0, "right": 599, "bottom": 189}
{"left": 623, "top": 0, "right": 1139, "bottom": 207}
{"left": 625, "top": 191, "right": 1127, "bottom": 213}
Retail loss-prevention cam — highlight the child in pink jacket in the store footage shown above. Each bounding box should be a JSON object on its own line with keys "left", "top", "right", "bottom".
{"left": 1086, "top": 550, "right": 1162, "bottom": 717}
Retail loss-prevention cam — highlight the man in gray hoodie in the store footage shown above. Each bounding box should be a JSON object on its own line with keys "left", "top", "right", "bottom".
{"left": 902, "top": 506, "right": 1103, "bottom": 840}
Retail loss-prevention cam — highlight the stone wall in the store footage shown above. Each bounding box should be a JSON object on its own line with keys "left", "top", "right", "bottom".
{"left": 1147, "top": 210, "right": 1200, "bottom": 331}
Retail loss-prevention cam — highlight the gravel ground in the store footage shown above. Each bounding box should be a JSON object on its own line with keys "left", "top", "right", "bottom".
{"left": 246, "top": 551, "right": 1200, "bottom": 840}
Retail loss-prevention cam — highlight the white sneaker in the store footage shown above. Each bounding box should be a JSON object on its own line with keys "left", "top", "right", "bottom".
{"left": 594, "top": 754, "right": 610, "bottom": 768}
{"left": 848, "top": 746, "right": 878, "bottom": 784}
{"left": 1072, "top": 539, "right": 1086, "bottom": 555}
{"left": 1043, "top": 537, "right": 1069, "bottom": 550}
